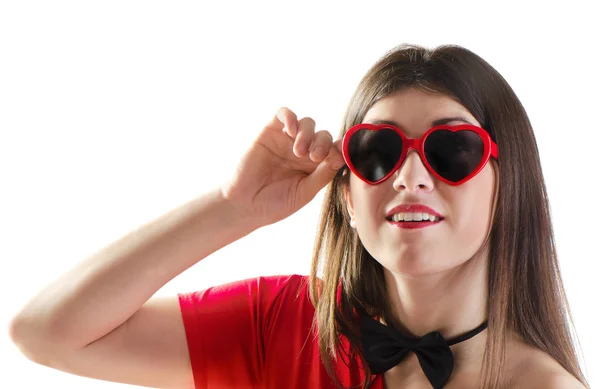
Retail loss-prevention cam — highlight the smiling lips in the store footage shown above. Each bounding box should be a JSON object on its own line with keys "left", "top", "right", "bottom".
{"left": 385, "top": 204, "right": 444, "bottom": 229}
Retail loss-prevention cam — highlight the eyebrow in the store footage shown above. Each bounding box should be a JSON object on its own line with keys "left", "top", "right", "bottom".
{"left": 367, "top": 117, "right": 475, "bottom": 128}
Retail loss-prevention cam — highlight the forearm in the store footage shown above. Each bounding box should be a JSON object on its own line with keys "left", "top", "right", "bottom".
{"left": 9, "top": 186, "right": 260, "bottom": 352}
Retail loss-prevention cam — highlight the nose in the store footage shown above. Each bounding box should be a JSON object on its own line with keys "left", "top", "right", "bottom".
{"left": 391, "top": 149, "right": 435, "bottom": 192}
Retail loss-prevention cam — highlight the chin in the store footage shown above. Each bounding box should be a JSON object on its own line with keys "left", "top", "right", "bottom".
{"left": 382, "top": 255, "right": 460, "bottom": 277}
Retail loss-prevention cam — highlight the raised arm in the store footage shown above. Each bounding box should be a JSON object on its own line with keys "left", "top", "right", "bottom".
{"left": 8, "top": 107, "right": 345, "bottom": 388}
{"left": 9, "top": 187, "right": 259, "bottom": 388}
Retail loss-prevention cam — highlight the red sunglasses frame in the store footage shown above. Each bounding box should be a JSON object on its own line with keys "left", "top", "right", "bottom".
{"left": 341, "top": 123, "right": 499, "bottom": 186}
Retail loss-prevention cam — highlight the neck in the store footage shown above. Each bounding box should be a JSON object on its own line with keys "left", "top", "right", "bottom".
{"left": 381, "top": 249, "right": 489, "bottom": 370}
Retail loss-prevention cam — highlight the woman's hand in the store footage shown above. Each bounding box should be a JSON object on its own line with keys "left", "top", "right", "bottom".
{"left": 220, "top": 107, "right": 346, "bottom": 227}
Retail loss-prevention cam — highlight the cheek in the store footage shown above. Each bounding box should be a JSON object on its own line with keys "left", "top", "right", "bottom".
{"left": 349, "top": 177, "right": 381, "bottom": 214}
{"left": 456, "top": 200, "right": 492, "bottom": 239}
{"left": 348, "top": 179, "right": 388, "bottom": 236}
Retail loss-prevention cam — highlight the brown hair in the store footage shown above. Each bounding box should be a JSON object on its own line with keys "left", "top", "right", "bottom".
{"left": 306, "top": 43, "right": 589, "bottom": 389}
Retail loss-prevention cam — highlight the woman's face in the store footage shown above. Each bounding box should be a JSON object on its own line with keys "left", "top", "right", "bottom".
{"left": 344, "top": 88, "right": 498, "bottom": 276}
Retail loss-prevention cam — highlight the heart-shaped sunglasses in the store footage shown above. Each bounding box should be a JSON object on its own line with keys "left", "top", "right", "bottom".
{"left": 341, "top": 123, "right": 498, "bottom": 186}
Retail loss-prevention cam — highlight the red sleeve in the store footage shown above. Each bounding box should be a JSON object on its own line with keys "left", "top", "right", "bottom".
{"left": 177, "top": 274, "right": 304, "bottom": 389}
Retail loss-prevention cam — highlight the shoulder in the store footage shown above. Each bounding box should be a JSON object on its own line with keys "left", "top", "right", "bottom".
{"left": 509, "top": 339, "right": 586, "bottom": 389}
{"left": 259, "top": 273, "right": 313, "bottom": 317}
{"left": 520, "top": 368, "right": 586, "bottom": 389}
{"left": 211, "top": 273, "right": 308, "bottom": 295}
{"left": 258, "top": 273, "right": 310, "bottom": 298}
{"left": 178, "top": 274, "right": 309, "bottom": 315}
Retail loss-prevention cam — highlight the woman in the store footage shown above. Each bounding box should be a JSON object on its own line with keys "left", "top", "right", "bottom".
{"left": 9, "top": 44, "right": 589, "bottom": 389}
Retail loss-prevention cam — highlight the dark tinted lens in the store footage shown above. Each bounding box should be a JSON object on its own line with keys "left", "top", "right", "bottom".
{"left": 424, "top": 130, "right": 484, "bottom": 182}
{"left": 348, "top": 128, "right": 403, "bottom": 182}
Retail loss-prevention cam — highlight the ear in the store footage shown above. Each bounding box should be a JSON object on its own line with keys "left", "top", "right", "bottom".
{"left": 343, "top": 184, "right": 357, "bottom": 228}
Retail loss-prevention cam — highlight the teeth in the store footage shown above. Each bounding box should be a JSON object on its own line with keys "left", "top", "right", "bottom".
{"left": 390, "top": 212, "right": 440, "bottom": 222}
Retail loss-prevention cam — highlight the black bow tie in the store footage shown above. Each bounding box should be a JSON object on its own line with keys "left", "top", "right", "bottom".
{"left": 360, "top": 315, "right": 488, "bottom": 389}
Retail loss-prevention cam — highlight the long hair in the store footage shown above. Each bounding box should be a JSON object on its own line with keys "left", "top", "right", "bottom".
{"left": 306, "top": 44, "right": 589, "bottom": 389}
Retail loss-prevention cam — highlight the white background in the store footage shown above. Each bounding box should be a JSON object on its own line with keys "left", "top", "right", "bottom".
{"left": 1, "top": 1, "right": 598, "bottom": 388}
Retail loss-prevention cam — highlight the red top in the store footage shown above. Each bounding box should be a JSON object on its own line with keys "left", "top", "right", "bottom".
{"left": 177, "top": 274, "right": 383, "bottom": 389}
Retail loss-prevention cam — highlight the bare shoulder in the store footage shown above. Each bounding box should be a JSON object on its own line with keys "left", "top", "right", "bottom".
{"left": 509, "top": 340, "right": 586, "bottom": 389}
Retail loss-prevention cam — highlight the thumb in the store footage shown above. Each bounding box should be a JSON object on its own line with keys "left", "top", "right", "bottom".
{"left": 300, "top": 141, "right": 346, "bottom": 197}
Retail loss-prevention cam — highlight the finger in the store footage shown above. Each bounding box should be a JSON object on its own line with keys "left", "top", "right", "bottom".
{"left": 323, "top": 139, "right": 346, "bottom": 170}
{"left": 308, "top": 130, "right": 333, "bottom": 162}
{"left": 334, "top": 138, "right": 343, "bottom": 154}
{"left": 293, "top": 117, "right": 316, "bottom": 158}
{"left": 274, "top": 107, "right": 298, "bottom": 138}
{"left": 299, "top": 139, "right": 347, "bottom": 200}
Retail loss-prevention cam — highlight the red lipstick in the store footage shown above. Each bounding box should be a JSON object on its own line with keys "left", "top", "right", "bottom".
{"left": 385, "top": 204, "right": 444, "bottom": 219}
